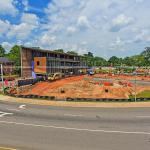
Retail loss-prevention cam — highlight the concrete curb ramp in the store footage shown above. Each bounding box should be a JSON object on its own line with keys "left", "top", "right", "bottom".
{"left": 1, "top": 95, "right": 150, "bottom": 108}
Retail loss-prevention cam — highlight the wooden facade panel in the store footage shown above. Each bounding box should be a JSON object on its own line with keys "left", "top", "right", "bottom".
{"left": 21, "top": 48, "right": 32, "bottom": 77}
{"left": 34, "top": 57, "right": 47, "bottom": 74}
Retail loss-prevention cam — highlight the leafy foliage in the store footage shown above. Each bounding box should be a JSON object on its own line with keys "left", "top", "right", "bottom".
{"left": 0, "top": 45, "right": 6, "bottom": 57}
{"left": 83, "top": 52, "right": 108, "bottom": 67}
{"left": 7, "top": 45, "right": 21, "bottom": 75}
{"left": 67, "top": 51, "right": 78, "bottom": 55}
{"left": 108, "top": 56, "right": 122, "bottom": 66}
{"left": 53, "top": 49, "right": 64, "bottom": 53}
{"left": 141, "top": 47, "right": 150, "bottom": 66}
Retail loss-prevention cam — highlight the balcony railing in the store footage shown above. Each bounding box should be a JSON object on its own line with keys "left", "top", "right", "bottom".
{"left": 47, "top": 66, "right": 88, "bottom": 69}
{"left": 47, "top": 57, "right": 81, "bottom": 62}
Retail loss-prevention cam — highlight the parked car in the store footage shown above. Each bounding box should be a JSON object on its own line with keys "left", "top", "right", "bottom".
{"left": 48, "top": 73, "right": 64, "bottom": 81}
{"left": 87, "top": 69, "right": 95, "bottom": 76}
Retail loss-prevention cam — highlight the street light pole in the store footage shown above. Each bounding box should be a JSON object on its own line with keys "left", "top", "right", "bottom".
{"left": 0, "top": 64, "right": 4, "bottom": 94}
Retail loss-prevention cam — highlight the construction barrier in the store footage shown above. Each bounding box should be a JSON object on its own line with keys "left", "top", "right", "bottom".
{"left": 17, "top": 77, "right": 44, "bottom": 87}
{"left": 66, "top": 97, "right": 150, "bottom": 102}
{"left": 5, "top": 93, "right": 150, "bottom": 102}
{"left": 7, "top": 94, "right": 55, "bottom": 100}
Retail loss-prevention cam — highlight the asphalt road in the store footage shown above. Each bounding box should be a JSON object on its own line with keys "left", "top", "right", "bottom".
{"left": 0, "top": 100, "right": 150, "bottom": 150}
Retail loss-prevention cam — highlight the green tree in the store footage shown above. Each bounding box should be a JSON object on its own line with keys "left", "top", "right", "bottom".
{"left": 108, "top": 56, "right": 122, "bottom": 66}
{"left": 67, "top": 51, "right": 78, "bottom": 55}
{"left": 87, "top": 52, "right": 93, "bottom": 57}
{"left": 0, "top": 45, "right": 6, "bottom": 57}
{"left": 94, "top": 57, "right": 108, "bottom": 66}
{"left": 83, "top": 53, "right": 108, "bottom": 67}
{"left": 141, "top": 47, "right": 150, "bottom": 66}
{"left": 132, "top": 55, "right": 145, "bottom": 67}
{"left": 123, "top": 57, "right": 133, "bottom": 66}
{"left": 54, "top": 49, "right": 64, "bottom": 53}
{"left": 7, "top": 45, "right": 21, "bottom": 75}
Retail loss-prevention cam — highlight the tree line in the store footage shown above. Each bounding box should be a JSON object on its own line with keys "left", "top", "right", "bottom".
{"left": 52, "top": 48, "right": 150, "bottom": 67}
{"left": 0, "top": 45, "right": 149, "bottom": 74}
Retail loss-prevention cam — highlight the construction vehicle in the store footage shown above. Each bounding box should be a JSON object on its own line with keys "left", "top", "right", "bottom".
{"left": 48, "top": 73, "right": 64, "bottom": 81}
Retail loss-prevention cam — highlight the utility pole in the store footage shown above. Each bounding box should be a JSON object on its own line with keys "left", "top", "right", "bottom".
{"left": 0, "top": 64, "right": 4, "bottom": 94}
{"left": 134, "top": 71, "right": 137, "bottom": 102}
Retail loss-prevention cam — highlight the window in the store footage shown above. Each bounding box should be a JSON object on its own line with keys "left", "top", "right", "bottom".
{"left": 37, "top": 61, "right": 40, "bottom": 66}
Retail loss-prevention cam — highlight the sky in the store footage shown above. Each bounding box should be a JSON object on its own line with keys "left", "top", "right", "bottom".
{"left": 0, "top": 0, "right": 150, "bottom": 58}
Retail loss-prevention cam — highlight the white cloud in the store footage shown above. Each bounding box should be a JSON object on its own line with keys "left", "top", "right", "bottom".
{"left": 2, "top": 42, "right": 13, "bottom": 52}
{"left": 113, "top": 14, "right": 133, "bottom": 25}
{"left": 78, "top": 48, "right": 88, "bottom": 55}
{"left": 136, "top": 0, "right": 144, "bottom": 3}
{"left": 21, "top": 13, "right": 39, "bottom": 26}
{"left": 45, "top": 0, "right": 75, "bottom": 14}
{"left": 66, "top": 26, "right": 77, "bottom": 35}
{"left": 8, "top": 23, "right": 36, "bottom": 39}
{"left": 81, "top": 41, "right": 87, "bottom": 46}
{"left": 0, "top": 0, "right": 18, "bottom": 16}
{"left": 109, "top": 37, "right": 125, "bottom": 51}
{"left": 24, "top": 0, "right": 150, "bottom": 56}
{"left": 40, "top": 33, "right": 56, "bottom": 47}
{"left": 22, "top": 0, "right": 29, "bottom": 11}
{"left": 45, "top": 3, "right": 58, "bottom": 14}
{"left": 1, "top": 0, "right": 150, "bottom": 58}
{"left": 51, "top": 0, "right": 75, "bottom": 8}
{"left": 0, "top": 20, "right": 10, "bottom": 36}
{"left": 6, "top": 13, "right": 39, "bottom": 40}
{"left": 110, "top": 14, "right": 134, "bottom": 32}
{"left": 77, "top": 16, "right": 90, "bottom": 29}
{"left": 134, "top": 29, "right": 150, "bottom": 42}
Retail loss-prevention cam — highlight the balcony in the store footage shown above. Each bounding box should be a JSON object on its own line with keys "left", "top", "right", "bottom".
{"left": 47, "top": 57, "right": 80, "bottom": 62}
{"left": 47, "top": 66, "right": 88, "bottom": 69}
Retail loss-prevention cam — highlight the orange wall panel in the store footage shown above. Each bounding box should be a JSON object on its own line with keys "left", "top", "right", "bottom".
{"left": 34, "top": 57, "right": 47, "bottom": 74}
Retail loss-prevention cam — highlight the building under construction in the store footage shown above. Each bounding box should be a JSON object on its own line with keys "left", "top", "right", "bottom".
{"left": 21, "top": 46, "right": 88, "bottom": 78}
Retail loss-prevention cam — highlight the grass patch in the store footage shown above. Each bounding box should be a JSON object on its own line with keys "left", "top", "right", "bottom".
{"left": 130, "top": 90, "right": 150, "bottom": 98}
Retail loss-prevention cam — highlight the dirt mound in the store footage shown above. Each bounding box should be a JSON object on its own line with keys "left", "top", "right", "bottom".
{"left": 23, "top": 76, "right": 84, "bottom": 96}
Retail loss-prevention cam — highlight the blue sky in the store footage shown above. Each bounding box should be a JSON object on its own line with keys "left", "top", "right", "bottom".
{"left": 0, "top": 0, "right": 150, "bottom": 58}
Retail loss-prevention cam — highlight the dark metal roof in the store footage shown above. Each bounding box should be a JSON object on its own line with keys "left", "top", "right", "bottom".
{"left": 21, "top": 46, "right": 85, "bottom": 58}
{"left": 0, "top": 57, "right": 14, "bottom": 63}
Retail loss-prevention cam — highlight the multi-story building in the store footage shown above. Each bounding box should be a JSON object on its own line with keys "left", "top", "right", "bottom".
{"left": 0, "top": 57, "right": 14, "bottom": 75}
{"left": 21, "top": 46, "right": 88, "bottom": 78}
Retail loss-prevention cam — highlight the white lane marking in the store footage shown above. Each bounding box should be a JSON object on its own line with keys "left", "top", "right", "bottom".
{"left": 19, "top": 105, "right": 26, "bottom": 109}
{"left": 0, "top": 111, "right": 13, "bottom": 117}
{"left": 7, "top": 108, "right": 20, "bottom": 112}
{"left": 0, "top": 120, "right": 150, "bottom": 135}
{"left": 136, "top": 116, "right": 150, "bottom": 118}
{"left": 64, "top": 114, "right": 83, "bottom": 117}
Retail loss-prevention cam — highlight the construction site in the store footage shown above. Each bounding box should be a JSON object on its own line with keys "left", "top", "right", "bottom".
{"left": 12, "top": 73, "right": 149, "bottom": 99}
{"left": 1, "top": 46, "right": 149, "bottom": 100}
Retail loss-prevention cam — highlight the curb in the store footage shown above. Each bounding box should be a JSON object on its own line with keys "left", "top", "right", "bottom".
{"left": 1, "top": 95, "right": 150, "bottom": 108}
{"left": 6, "top": 94, "right": 150, "bottom": 102}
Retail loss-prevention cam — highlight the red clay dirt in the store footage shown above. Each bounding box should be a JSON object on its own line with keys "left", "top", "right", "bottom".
{"left": 23, "top": 76, "right": 84, "bottom": 96}
{"left": 21, "top": 75, "right": 150, "bottom": 99}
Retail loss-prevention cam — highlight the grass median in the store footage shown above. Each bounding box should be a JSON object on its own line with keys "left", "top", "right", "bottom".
{"left": 129, "top": 90, "right": 150, "bottom": 98}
